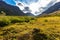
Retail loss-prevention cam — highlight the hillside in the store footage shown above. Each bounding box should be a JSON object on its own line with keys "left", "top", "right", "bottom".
{"left": 43, "top": 2, "right": 60, "bottom": 14}
{"left": 0, "top": 1, "right": 35, "bottom": 16}
{"left": 0, "top": 1, "right": 60, "bottom": 16}
{"left": 0, "top": 16, "right": 60, "bottom": 40}
{"left": 39, "top": 10, "right": 60, "bottom": 17}
{"left": 0, "top": 1, "right": 26, "bottom": 16}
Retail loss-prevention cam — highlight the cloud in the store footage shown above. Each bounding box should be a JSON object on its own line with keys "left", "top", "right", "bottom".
{"left": 4, "top": 0, "right": 60, "bottom": 16}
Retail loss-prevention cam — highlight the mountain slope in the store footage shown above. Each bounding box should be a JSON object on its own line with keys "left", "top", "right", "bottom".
{"left": 0, "top": 1, "right": 26, "bottom": 16}
{"left": 43, "top": 2, "right": 60, "bottom": 14}
{"left": 39, "top": 10, "right": 60, "bottom": 17}
{"left": 0, "top": 1, "right": 60, "bottom": 16}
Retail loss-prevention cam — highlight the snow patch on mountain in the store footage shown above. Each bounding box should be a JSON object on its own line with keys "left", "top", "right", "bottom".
{"left": 14, "top": 0, "right": 60, "bottom": 16}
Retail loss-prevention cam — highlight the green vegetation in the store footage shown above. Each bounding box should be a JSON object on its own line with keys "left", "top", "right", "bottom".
{"left": 0, "top": 16, "right": 36, "bottom": 27}
{"left": 0, "top": 1, "right": 60, "bottom": 40}
{"left": 0, "top": 10, "right": 60, "bottom": 40}
{"left": 0, "top": 16, "right": 60, "bottom": 40}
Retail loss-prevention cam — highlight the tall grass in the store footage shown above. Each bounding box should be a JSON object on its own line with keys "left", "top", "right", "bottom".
{"left": 0, "top": 16, "right": 36, "bottom": 27}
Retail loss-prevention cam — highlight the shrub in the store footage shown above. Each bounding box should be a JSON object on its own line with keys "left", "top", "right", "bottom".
{"left": 24, "top": 17, "right": 36, "bottom": 23}
{"left": 30, "top": 17, "right": 36, "bottom": 20}
{"left": 17, "top": 34, "right": 31, "bottom": 40}
{"left": 32, "top": 28, "right": 48, "bottom": 40}
{"left": 25, "top": 19, "right": 30, "bottom": 23}
{"left": 0, "top": 16, "right": 36, "bottom": 27}
{"left": 0, "top": 20, "right": 10, "bottom": 27}
{"left": 11, "top": 18, "right": 25, "bottom": 23}
{"left": 11, "top": 19, "right": 22, "bottom": 23}
{"left": 44, "top": 19, "right": 48, "bottom": 22}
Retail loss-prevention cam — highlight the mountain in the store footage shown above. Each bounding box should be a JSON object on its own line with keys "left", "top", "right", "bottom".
{"left": 0, "top": 0, "right": 60, "bottom": 16}
{"left": 0, "top": 0, "right": 26, "bottom": 16}
{"left": 39, "top": 10, "right": 60, "bottom": 17}
{"left": 14, "top": 0, "right": 58, "bottom": 16}
{"left": 42, "top": 2, "right": 60, "bottom": 14}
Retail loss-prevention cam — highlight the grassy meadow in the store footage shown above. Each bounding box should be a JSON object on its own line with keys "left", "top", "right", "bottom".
{"left": 0, "top": 16, "right": 60, "bottom": 40}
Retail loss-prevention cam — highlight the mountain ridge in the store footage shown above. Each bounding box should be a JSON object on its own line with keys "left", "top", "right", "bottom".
{"left": 42, "top": 2, "right": 60, "bottom": 14}
{"left": 0, "top": 1, "right": 26, "bottom": 16}
{"left": 0, "top": 0, "right": 60, "bottom": 16}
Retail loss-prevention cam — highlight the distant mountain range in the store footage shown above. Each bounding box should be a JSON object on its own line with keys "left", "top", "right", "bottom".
{"left": 0, "top": 0, "right": 60, "bottom": 16}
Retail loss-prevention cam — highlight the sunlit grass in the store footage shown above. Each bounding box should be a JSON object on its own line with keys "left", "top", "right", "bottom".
{"left": 0, "top": 16, "right": 60, "bottom": 40}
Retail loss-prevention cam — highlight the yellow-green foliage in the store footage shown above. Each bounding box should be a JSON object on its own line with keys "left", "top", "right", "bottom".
{"left": 0, "top": 16, "right": 60, "bottom": 40}
{"left": 0, "top": 16, "right": 36, "bottom": 27}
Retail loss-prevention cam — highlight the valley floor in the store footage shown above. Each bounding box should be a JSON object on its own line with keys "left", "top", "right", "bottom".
{"left": 0, "top": 16, "right": 60, "bottom": 40}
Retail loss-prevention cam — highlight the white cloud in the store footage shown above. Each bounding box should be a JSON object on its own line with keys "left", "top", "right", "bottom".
{"left": 14, "top": 0, "right": 60, "bottom": 16}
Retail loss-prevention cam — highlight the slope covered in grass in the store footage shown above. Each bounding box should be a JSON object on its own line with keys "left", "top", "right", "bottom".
{"left": 0, "top": 16, "right": 60, "bottom": 40}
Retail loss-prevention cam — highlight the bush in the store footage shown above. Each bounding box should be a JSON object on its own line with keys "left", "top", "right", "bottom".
{"left": 0, "top": 20, "right": 10, "bottom": 27}
{"left": 11, "top": 17, "right": 30, "bottom": 23}
{"left": 32, "top": 28, "right": 48, "bottom": 40}
{"left": 0, "top": 16, "right": 36, "bottom": 27}
{"left": 11, "top": 19, "right": 23, "bottom": 23}
{"left": 24, "top": 17, "right": 36, "bottom": 23}
{"left": 17, "top": 34, "right": 30, "bottom": 40}
{"left": 44, "top": 19, "right": 48, "bottom": 22}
